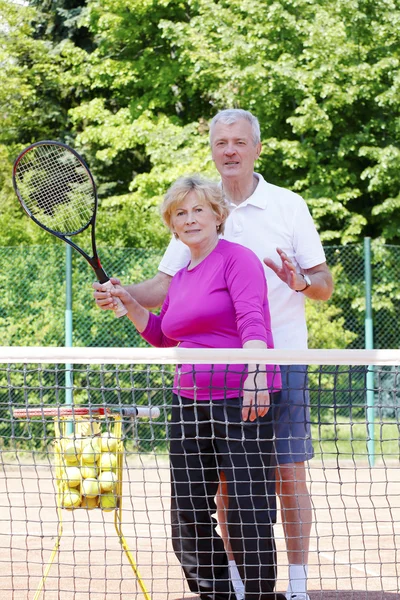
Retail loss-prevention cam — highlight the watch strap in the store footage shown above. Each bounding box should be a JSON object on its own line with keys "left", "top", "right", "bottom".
{"left": 295, "top": 273, "right": 311, "bottom": 293}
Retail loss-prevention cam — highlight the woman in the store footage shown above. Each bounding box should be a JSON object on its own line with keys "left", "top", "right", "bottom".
{"left": 108, "top": 176, "right": 284, "bottom": 600}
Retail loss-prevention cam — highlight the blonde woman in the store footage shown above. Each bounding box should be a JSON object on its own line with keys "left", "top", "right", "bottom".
{"left": 108, "top": 175, "right": 284, "bottom": 600}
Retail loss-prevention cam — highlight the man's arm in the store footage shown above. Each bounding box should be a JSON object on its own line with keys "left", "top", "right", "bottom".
{"left": 264, "top": 248, "right": 333, "bottom": 301}
{"left": 301, "top": 262, "right": 333, "bottom": 301}
{"left": 93, "top": 271, "right": 172, "bottom": 311}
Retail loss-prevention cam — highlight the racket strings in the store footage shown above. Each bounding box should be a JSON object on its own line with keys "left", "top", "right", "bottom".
{"left": 15, "top": 144, "right": 96, "bottom": 235}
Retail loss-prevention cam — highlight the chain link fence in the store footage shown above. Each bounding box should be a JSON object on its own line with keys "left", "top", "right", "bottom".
{"left": 1, "top": 241, "right": 399, "bottom": 451}
{"left": 1, "top": 241, "right": 399, "bottom": 349}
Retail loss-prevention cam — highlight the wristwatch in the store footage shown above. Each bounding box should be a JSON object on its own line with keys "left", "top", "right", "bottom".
{"left": 296, "top": 273, "right": 311, "bottom": 293}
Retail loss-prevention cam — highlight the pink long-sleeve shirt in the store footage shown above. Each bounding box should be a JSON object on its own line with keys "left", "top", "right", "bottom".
{"left": 141, "top": 239, "right": 281, "bottom": 400}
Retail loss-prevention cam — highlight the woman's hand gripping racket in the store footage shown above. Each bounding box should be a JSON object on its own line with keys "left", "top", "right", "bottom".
{"left": 12, "top": 140, "right": 127, "bottom": 318}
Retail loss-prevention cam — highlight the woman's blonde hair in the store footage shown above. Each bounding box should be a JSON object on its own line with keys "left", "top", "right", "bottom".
{"left": 161, "top": 175, "right": 230, "bottom": 235}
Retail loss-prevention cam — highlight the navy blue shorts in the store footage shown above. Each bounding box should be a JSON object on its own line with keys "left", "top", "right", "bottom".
{"left": 272, "top": 364, "right": 314, "bottom": 465}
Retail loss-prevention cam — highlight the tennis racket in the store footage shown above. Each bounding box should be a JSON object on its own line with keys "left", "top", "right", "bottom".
{"left": 13, "top": 405, "right": 160, "bottom": 419}
{"left": 12, "top": 140, "right": 127, "bottom": 318}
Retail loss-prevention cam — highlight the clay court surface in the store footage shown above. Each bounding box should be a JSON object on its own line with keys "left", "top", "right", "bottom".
{"left": 1, "top": 455, "right": 399, "bottom": 600}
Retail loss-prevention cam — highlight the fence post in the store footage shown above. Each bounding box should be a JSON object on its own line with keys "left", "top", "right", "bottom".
{"left": 65, "top": 244, "right": 73, "bottom": 434}
{"left": 364, "top": 237, "right": 375, "bottom": 466}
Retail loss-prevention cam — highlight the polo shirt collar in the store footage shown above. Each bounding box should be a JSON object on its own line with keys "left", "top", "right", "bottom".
{"left": 225, "top": 173, "right": 269, "bottom": 210}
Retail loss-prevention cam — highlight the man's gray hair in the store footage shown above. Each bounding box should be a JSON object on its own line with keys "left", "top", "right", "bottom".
{"left": 210, "top": 109, "right": 261, "bottom": 146}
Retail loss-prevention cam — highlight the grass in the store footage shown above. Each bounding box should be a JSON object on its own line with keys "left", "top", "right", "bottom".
{"left": 2, "top": 417, "right": 400, "bottom": 464}
{"left": 311, "top": 417, "right": 400, "bottom": 463}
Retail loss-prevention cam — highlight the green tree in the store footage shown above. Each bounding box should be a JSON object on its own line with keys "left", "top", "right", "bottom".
{"left": 0, "top": 0, "right": 83, "bottom": 245}
{"left": 66, "top": 0, "right": 400, "bottom": 245}
{"left": 2, "top": 0, "right": 400, "bottom": 247}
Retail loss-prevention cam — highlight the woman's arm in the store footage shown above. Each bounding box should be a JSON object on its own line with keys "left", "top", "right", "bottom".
{"left": 223, "top": 246, "right": 274, "bottom": 421}
{"left": 93, "top": 271, "right": 172, "bottom": 311}
{"left": 109, "top": 285, "right": 150, "bottom": 332}
{"left": 242, "top": 340, "right": 270, "bottom": 422}
{"left": 110, "top": 285, "right": 177, "bottom": 347}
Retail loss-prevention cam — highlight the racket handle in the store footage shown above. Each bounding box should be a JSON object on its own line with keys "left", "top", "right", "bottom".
{"left": 120, "top": 406, "right": 160, "bottom": 419}
{"left": 102, "top": 279, "right": 128, "bottom": 318}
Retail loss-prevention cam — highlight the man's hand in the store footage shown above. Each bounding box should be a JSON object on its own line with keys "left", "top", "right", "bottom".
{"left": 263, "top": 248, "right": 303, "bottom": 291}
{"left": 264, "top": 247, "right": 333, "bottom": 300}
{"left": 242, "top": 372, "right": 270, "bottom": 422}
{"left": 92, "top": 277, "right": 121, "bottom": 311}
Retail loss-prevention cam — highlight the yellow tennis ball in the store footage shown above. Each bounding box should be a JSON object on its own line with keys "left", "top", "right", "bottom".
{"left": 81, "top": 496, "right": 98, "bottom": 510}
{"left": 64, "top": 466, "right": 81, "bottom": 488}
{"left": 99, "top": 471, "right": 117, "bottom": 492}
{"left": 81, "top": 477, "right": 101, "bottom": 498}
{"left": 99, "top": 452, "right": 117, "bottom": 471}
{"left": 101, "top": 432, "right": 118, "bottom": 453}
{"left": 81, "top": 465, "right": 98, "bottom": 479}
{"left": 63, "top": 440, "right": 81, "bottom": 464}
{"left": 99, "top": 492, "right": 118, "bottom": 512}
{"left": 81, "top": 438, "right": 101, "bottom": 464}
{"left": 62, "top": 488, "right": 81, "bottom": 509}
{"left": 62, "top": 455, "right": 80, "bottom": 467}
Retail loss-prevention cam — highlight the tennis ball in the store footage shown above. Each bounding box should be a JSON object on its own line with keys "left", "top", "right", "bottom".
{"left": 62, "top": 488, "right": 81, "bottom": 509}
{"left": 62, "top": 454, "right": 80, "bottom": 467}
{"left": 99, "top": 452, "right": 117, "bottom": 471}
{"left": 99, "top": 471, "right": 117, "bottom": 492}
{"left": 81, "top": 438, "right": 101, "bottom": 464}
{"left": 81, "top": 465, "right": 98, "bottom": 479}
{"left": 101, "top": 432, "right": 118, "bottom": 453}
{"left": 64, "top": 466, "right": 81, "bottom": 488}
{"left": 81, "top": 477, "right": 101, "bottom": 498}
{"left": 63, "top": 440, "right": 81, "bottom": 464}
{"left": 99, "top": 492, "right": 118, "bottom": 512}
{"left": 81, "top": 496, "right": 98, "bottom": 510}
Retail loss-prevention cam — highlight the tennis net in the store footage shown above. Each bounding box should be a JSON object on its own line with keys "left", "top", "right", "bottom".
{"left": 1, "top": 346, "right": 399, "bottom": 600}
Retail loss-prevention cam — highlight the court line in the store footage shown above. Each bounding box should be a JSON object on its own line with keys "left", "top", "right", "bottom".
{"left": 309, "top": 547, "right": 381, "bottom": 577}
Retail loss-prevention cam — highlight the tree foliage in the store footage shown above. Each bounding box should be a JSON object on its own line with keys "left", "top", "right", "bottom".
{"left": 1, "top": 0, "right": 400, "bottom": 247}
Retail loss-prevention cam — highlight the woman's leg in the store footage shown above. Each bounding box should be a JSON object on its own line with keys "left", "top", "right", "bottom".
{"left": 212, "top": 398, "right": 280, "bottom": 600}
{"left": 170, "top": 395, "right": 235, "bottom": 600}
{"left": 216, "top": 475, "right": 244, "bottom": 599}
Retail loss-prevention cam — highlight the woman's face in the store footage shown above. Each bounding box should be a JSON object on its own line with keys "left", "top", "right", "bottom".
{"left": 170, "top": 190, "right": 221, "bottom": 249}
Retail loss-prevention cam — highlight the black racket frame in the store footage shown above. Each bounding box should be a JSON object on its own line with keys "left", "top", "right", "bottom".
{"left": 13, "top": 140, "right": 109, "bottom": 283}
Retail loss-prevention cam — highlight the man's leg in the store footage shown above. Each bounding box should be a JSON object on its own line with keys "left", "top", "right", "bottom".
{"left": 217, "top": 463, "right": 312, "bottom": 598}
{"left": 275, "top": 462, "right": 312, "bottom": 598}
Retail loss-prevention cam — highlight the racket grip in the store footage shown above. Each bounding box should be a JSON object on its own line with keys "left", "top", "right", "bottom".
{"left": 120, "top": 406, "right": 160, "bottom": 419}
{"left": 102, "top": 279, "right": 128, "bottom": 318}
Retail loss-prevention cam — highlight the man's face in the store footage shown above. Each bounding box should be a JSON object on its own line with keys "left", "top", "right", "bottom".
{"left": 210, "top": 119, "right": 262, "bottom": 180}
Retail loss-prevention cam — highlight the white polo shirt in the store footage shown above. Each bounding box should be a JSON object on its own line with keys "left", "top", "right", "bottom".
{"left": 158, "top": 174, "right": 326, "bottom": 349}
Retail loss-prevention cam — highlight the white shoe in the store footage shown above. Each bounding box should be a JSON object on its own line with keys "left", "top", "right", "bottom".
{"left": 286, "top": 594, "right": 310, "bottom": 600}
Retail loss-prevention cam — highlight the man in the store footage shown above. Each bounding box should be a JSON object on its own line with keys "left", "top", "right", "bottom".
{"left": 94, "top": 109, "right": 333, "bottom": 600}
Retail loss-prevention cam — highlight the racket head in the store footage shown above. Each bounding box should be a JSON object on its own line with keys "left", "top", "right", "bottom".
{"left": 13, "top": 141, "right": 97, "bottom": 237}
